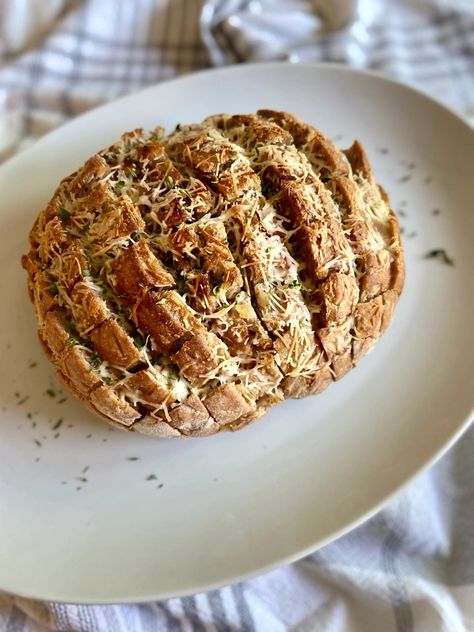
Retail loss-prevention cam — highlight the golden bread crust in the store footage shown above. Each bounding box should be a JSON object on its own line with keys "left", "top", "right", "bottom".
{"left": 23, "top": 111, "right": 404, "bottom": 437}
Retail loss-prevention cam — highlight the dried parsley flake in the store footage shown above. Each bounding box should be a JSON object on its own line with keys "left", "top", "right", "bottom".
{"left": 423, "top": 249, "right": 455, "bottom": 266}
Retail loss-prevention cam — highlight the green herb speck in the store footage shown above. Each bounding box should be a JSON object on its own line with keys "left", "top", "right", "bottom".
{"left": 82, "top": 466, "right": 90, "bottom": 473}
{"left": 164, "top": 175, "right": 175, "bottom": 190}
{"left": 288, "top": 280, "right": 301, "bottom": 289}
{"left": 52, "top": 418, "right": 63, "bottom": 431}
{"left": 57, "top": 397, "right": 67, "bottom": 404}
{"left": 127, "top": 457, "right": 140, "bottom": 461}
{"left": 398, "top": 174, "right": 412, "bottom": 184}
{"left": 58, "top": 207, "right": 71, "bottom": 221}
{"left": 432, "top": 208, "right": 441, "bottom": 215}
{"left": 114, "top": 180, "right": 126, "bottom": 191}
{"left": 45, "top": 388, "right": 56, "bottom": 398}
{"left": 29, "top": 361, "right": 38, "bottom": 369}
{"left": 66, "top": 337, "right": 80, "bottom": 347}
{"left": 133, "top": 335, "right": 145, "bottom": 348}
{"left": 146, "top": 474, "right": 157, "bottom": 481}
{"left": 34, "top": 439, "right": 41, "bottom": 447}
{"left": 90, "top": 353, "right": 101, "bottom": 369}
{"left": 423, "top": 249, "right": 454, "bottom": 266}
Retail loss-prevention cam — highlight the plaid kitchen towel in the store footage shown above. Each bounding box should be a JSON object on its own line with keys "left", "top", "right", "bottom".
{"left": 0, "top": 0, "right": 473, "bottom": 630}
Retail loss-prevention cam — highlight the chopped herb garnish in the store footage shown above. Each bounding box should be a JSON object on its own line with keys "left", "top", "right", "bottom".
{"left": 265, "top": 246, "right": 271, "bottom": 253}
{"left": 398, "top": 210, "right": 407, "bottom": 218}
{"left": 103, "top": 376, "right": 113, "bottom": 385}
{"left": 423, "top": 249, "right": 454, "bottom": 266}
{"left": 52, "top": 418, "right": 63, "bottom": 431}
{"left": 82, "top": 466, "right": 90, "bottom": 473}
{"left": 49, "top": 284, "right": 58, "bottom": 297}
{"left": 82, "top": 269, "right": 91, "bottom": 277}
{"left": 79, "top": 222, "right": 90, "bottom": 234}
{"left": 134, "top": 335, "right": 145, "bottom": 348}
{"left": 127, "top": 457, "right": 140, "bottom": 461}
{"left": 45, "top": 388, "right": 56, "bottom": 398}
{"left": 27, "top": 412, "right": 32, "bottom": 419}
{"left": 114, "top": 180, "right": 126, "bottom": 191}
{"left": 85, "top": 433, "right": 92, "bottom": 439}
{"left": 212, "top": 285, "right": 221, "bottom": 296}
{"left": 164, "top": 175, "right": 175, "bottom": 190}
{"left": 157, "top": 484, "right": 164, "bottom": 489}
{"left": 180, "top": 188, "right": 192, "bottom": 200}
{"left": 398, "top": 174, "right": 412, "bottom": 183}
{"left": 90, "top": 353, "right": 101, "bottom": 369}
{"left": 17, "top": 396, "right": 29, "bottom": 405}
{"left": 58, "top": 207, "right": 71, "bottom": 221}
{"left": 288, "top": 280, "right": 301, "bottom": 289}
{"left": 77, "top": 477, "right": 88, "bottom": 483}
{"left": 29, "top": 361, "right": 38, "bottom": 369}
{"left": 146, "top": 474, "right": 157, "bottom": 481}
{"left": 432, "top": 208, "right": 441, "bottom": 215}
{"left": 54, "top": 432, "right": 60, "bottom": 439}
{"left": 57, "top": 397, "right": 67, "bottom": 404}
{"left": 66, "top": 337, "right": 80, "bottom": 347}
{"left": 14, "top": 392, "right": 20, "bottom": 398}
{"left": 34, "top": 439, "right": 41, "bottom": 447}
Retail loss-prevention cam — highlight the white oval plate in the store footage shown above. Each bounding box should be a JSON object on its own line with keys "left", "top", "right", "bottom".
{"left": 0, "top": 63, "right": 473, "bottom": 603}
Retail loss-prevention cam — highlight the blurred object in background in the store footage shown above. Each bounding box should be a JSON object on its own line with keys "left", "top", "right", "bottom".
{"left": 436, "top": 0, "right": 474, "bottom": 13}
{"left": 0, "top": 0, "right": 472, "bottom": 163}
{"left": 201, "top": 0, "right": 382, "bottom": 64}
{"left": 202, "top": 0, "right": 474, "bottom": 118}
{"left": 0, "top": 0, "right": 77, "bottom": 56}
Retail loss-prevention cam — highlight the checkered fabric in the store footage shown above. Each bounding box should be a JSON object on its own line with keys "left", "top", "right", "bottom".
{"left": 0, "top": 0, "right": 473, "bottom": 630}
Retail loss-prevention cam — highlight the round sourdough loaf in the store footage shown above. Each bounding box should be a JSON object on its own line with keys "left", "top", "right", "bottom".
{"left": 22, "top": 111, "right": 404, "bottom": 437}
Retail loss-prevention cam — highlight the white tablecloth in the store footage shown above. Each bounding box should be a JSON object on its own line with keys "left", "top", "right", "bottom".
{"left": 1, "top": 1, "right": 473, "bottom": 629}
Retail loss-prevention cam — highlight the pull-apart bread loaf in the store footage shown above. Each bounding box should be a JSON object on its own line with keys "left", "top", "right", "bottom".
{"left": 22, "top": 111, "right": 404, "bottom": 437}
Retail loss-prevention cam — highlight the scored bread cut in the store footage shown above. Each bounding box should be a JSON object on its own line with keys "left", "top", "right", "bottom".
{"left": 22, "top": 110, "right": 404, "bottom": 437}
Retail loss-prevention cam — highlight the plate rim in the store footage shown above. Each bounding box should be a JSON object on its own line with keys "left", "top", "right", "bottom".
{"left": 2, "top": 61, "right": 473, "bottom": 178}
